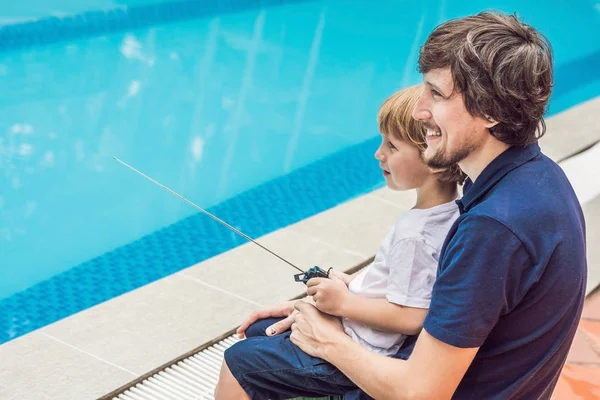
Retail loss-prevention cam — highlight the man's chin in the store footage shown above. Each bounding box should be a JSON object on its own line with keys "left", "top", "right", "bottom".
{"left": 427, "top": 166, "right": 448, "bottom": 174}
{"left": 424, "top": 149, "right": 462, "bottom": 170}
{"left": 423, "top": 151, "right": 448, "bottom": 170}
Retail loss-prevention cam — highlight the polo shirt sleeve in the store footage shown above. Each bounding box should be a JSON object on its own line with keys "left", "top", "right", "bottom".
{"left": 423, "top": 214, "right": 531, "bottom": 348}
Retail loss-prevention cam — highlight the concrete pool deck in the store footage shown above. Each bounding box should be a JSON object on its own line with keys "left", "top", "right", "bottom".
{"left": 1, "top": 96, "right": 599, "bottom": 399}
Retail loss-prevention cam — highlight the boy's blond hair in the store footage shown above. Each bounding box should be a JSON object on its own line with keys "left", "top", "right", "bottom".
{"left": 377, "top": 85, "right": 465, "bottom": 185}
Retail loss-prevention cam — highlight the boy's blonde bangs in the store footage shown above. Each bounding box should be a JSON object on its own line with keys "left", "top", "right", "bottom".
{"left": 377, "top": 85, "right": 426, "bottom": 152}
{"left": 377, "top": 84, "right": 466, "bottom": 185}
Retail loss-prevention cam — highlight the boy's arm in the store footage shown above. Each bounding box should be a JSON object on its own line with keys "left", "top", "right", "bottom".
{"left": 309, "top": 237, "right": 437, "bottom": 335}
{"left": 344, "top": 295, "right": 427, "bottom": 335}
{"left": 306, "top": 278, "right": 427, "bottom": 335}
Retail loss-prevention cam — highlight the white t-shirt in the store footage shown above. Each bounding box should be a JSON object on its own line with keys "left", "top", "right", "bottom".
{"left": 342, "top": 200, "right": 460, "bottom": 355}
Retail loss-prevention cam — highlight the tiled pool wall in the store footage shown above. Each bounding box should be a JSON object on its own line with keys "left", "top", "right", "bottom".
{"left": 0, "top": 134, "right": 384, "bottom": 345}
{"left": 2, "top": 0, "right": 598, "bottom": 115}
{"left": 1, "top": 1, "right": 599, "bottom": 394}
{"left": 2, "top": 0, "right": 600, "bottom": 346}
{"left": 0, "top": 0, "right": 315, "bottom": 51}
{"left": 1, "top": 96, "right": 599, "bottom": 400}
{"left": 0, "top": 0, "right": 341, "bottom": 346}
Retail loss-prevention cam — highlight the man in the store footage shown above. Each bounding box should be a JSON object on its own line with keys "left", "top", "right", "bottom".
{"left": 290, "top": 11, "right": 587, "bottom": 399}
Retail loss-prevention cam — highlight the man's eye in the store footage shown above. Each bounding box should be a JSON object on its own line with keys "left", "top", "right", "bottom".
{"left": 431, "top": 88, "right": 443, "bottom": 98}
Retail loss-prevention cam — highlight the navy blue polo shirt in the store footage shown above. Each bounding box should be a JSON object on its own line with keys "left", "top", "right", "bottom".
{"left": 422, "top": 142, "right": 587, "bottom": 399}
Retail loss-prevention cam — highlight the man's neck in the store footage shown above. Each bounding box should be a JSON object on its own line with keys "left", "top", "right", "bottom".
{"left": 460, "top": 137, "right": 511, "bottom": 183}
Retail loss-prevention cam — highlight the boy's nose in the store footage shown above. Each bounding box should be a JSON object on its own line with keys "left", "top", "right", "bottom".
{"left": 374, "top": 145, "right": 384, "bottom": 161}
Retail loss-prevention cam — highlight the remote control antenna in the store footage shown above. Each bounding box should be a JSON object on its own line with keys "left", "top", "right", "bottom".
{"left": 113, "top": 156, "right": 305, "bottom": 273}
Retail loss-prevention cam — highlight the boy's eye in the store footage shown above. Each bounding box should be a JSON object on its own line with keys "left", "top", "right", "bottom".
{"left": 387, "top": 140, "right": 396, "bottom": 150}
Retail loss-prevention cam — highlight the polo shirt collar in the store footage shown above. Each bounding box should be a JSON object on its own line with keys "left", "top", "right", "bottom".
{"left": 457, "top": 142, "right": 541, "bottom": 214}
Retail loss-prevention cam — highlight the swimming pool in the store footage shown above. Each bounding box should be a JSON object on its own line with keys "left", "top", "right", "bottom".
{"left": 1, "top": 0, "right": 599, "bottom": 345}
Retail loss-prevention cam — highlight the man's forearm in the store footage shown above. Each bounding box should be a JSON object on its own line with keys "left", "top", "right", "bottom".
{"left": 291, "top": 303, "right": 475, "bottom": 400}
{"left": 342, "top": 294, "right": 427, "bottom": 335}
{"left": 323, "top": 334, "right": 415, "bottom": 400}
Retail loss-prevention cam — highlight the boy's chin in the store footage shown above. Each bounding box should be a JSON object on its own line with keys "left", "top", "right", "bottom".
{"left": 385, "top": 181, "right": 401, "bottom": 191}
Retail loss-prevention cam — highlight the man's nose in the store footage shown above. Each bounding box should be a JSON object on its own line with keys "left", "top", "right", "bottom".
{"left": 412, "top": 93, "right": 432, "bottom": 122}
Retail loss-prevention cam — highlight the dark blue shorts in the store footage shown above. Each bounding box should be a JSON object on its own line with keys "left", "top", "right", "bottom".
{"left": 223, "top": 317, "right": 359, "bottom": 399}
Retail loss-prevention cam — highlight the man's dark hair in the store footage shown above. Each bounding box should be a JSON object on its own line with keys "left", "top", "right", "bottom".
{"left": 418, "top": 11, "right": 554, "bottom": 145}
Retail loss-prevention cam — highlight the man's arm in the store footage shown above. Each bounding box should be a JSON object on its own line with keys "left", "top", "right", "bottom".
{"left": 325, "top": 326, "right": 477, "bottom": 400}
{"left": 291, "top": 302, "right": 477, "bottom": 400}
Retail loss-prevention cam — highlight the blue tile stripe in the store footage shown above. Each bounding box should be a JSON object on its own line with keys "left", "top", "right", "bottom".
{"left": 0, "top": 0, "right": 314, "bottom": 53}
{"left": 553, "top": 49, "right": 600, "bottom": 100}
{"left": 0, "top": 136, "right": 385, "bottom": 345}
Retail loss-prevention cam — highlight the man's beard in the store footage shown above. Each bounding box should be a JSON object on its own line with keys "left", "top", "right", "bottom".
{"left": 422, "top": 121, "right": 480, "bottom": 169}
{"left": 424, "top": 141, "right": 477, "bottom": 169}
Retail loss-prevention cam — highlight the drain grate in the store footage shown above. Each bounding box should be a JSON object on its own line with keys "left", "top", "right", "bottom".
{"left": 101, "top": 265, "right": 373, "bottom": 400}
{"left": 102, "top": 333, "right": 342, "bottom": 400}
{"left": 109, "top": 335, "right": 239, "bottom": 400}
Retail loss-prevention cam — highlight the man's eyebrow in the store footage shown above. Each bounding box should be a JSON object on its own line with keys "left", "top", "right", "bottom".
{"left": 425, "top": 81, "right": 448, "bottom": 97}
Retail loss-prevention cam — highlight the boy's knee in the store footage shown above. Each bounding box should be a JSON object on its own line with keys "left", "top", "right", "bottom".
{"left": 224, "top": 338, "right": 256, "bottom": 369}
{"left": 244, "top": 322, "right": 266, "bottom": 338}
{"left": 245, "top": 317, "right": 285, "bottom": 338}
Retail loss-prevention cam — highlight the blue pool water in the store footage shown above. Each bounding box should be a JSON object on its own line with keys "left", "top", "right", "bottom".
{"left": 1, "top": 0, "right": 599, "bottom": 345}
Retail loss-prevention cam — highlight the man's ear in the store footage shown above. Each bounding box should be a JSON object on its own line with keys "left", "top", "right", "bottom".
{"left": 483, "top": 115, "right": 499, "bottom": 129}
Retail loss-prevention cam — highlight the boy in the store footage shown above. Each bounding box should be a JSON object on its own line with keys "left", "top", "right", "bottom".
{"left": 214, "top": 85, "right": 465, "bottom": 399}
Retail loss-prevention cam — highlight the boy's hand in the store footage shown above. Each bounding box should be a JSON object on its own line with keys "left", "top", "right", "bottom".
{"left": 306, "top": 277, "right": 351, "bottom": 316}
{"left": 328, "top": 269, "right": 353, "bottom": 287}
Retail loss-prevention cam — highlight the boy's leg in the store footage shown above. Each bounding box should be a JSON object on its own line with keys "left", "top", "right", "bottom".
{"left": 215, "top": 317, "right": 285, "bottom": 399}
{"left": 221, "top": 331, "right": 356, "bottom": 399}
{"left": 214, "top": 360, "right": 251, "bottom": 400}
{"left": 244, "top": 317, "right": 284, "bottom": 337}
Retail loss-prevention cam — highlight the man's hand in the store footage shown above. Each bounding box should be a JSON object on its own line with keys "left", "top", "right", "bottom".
{"left": 306, "top": 277, "right": 351, "bottom": 316}
{"left": 290, "top": 301, "right": 348, "bottom": 360}
{"left": 236, "top": 300, "right": 297, "bottom": 339}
